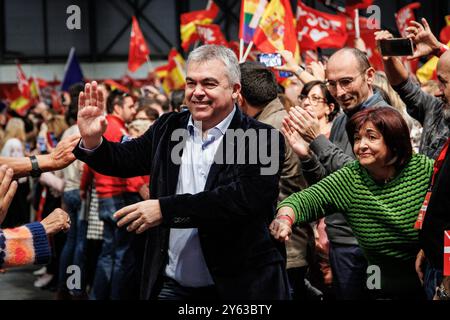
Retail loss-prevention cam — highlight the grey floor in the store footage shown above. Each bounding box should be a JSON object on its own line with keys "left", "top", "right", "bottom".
{"left": 0, "top": 265, "right": 54, "bottom": 300}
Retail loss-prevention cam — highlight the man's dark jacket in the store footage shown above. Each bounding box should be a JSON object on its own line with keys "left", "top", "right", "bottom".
{"left": 74, "top": 107, "right": 288, "bottom": 299}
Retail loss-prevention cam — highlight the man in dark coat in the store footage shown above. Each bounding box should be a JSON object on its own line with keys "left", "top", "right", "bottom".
{"left": 74, "top": 45, "right": 290, "bottom": 300}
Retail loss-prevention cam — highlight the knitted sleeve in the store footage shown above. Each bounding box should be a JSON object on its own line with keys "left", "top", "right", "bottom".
{"left": 277, "top": 164, "right": 356, "bottom": 223}
{"left": 0, "top": 222, "right": 51, "bottom": 269}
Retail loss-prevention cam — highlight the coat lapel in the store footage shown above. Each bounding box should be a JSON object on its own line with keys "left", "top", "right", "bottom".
{"left": 165, "top": 111, "right": 191, "bottom": 195}
{"left": 204, "top": 106, "right": 244, "bottom": 190}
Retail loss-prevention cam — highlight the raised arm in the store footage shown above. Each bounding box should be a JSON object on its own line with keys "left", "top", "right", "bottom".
{"left": 270, "top": 165, "right": 354, "bottom": 242}
{"left": 1, "top": 134, "right": 79, "bottom": 179}
{"left": 277, "top": 50, "right": 318, "bottom": 84}
{"left": 77, "top": 81, "right": 108, "bottom": 149}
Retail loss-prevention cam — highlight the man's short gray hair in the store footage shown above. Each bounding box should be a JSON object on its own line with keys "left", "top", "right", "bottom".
{"left": 187, "top": 45, "right": 241, "bottom": 86}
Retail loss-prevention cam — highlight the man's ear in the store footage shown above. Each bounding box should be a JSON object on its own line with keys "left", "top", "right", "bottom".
{"left": 112, "top": 104, "right": 122, "bottom": 116}
{"left": 232, "top": 83, "right": 241, "bottom": 100}
{"left": 327, "top": 103, "right": 335, "bottom": 115}
{"left": 365, "top": 67, "right": 376, "bottom": 86}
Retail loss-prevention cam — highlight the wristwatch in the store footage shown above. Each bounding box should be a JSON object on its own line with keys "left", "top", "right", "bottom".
{"left": 29, "top": 155, "right": 42, "bottom": 178}
{"left": 436, "top": 283, "right": 450, "bottom": 300}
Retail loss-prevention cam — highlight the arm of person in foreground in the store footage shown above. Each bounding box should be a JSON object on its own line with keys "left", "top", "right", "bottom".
{"left": 0, "top": 165, "right": 70, "bottom": 268}
{"left": 0, "top": 134, "right": 80, "bottom": 179}
{"left": 269, "top": 165, "right": 354, "bottom": 242}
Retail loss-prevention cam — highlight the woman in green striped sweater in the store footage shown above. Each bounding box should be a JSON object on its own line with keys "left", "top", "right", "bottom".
{"left": 271, "top": 107, "right": 433, "bottom": 299}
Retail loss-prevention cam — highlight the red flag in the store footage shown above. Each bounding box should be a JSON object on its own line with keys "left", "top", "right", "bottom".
{"left": 50, "top": 89, "right": 63, "bottom": 114}
{"left": 395, "top": 2, "right": 421, "bottom": 38}
{"left": 296, "top": 1, "right": 348, "bottom": 51}
{"left": 303, "top": 50, "right": 319, "bottom": 65}
{"left": 128, "top": 16, "right": 150, "bottom": 72}
{"left": 16, "top": 63, "right": 31, "bottom": 98}
{"left": 196, "top": 24, "right": 228, "bottom": 46}
{"left": 345, "top": 0, "right": 373, "bottom": 14}
{"left": 253, "top": 0, "right": 299, "bottom": 57}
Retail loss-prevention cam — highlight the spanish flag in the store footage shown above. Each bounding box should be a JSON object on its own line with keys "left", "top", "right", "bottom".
{"left": 180, "top": 2, "right": 219, "bottom": 51}
{"left": 252, "top": 0, "right": 299, "bottom": 60}
{"left": 10, "top": 96, "right": 32, "bottom": 116}
{"left": 162, "top": 49, "right": 186, "bottom": 94}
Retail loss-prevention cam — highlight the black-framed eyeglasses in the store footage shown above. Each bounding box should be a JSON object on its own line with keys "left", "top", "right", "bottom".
{"left": 325, "top": 69, "right": 368, "bottom": 92}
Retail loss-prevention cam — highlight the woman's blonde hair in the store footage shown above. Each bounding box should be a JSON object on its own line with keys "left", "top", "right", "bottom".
{"left": 0, "top": 117, "right": 26, "bottom": 150}
{"left": 46, "top": 115, "right": 68, "bottom": 139}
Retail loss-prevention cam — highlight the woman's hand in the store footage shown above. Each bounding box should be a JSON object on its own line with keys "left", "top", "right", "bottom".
{"left": 41, "top": 208, "right": 71, "bottom": 236}
{"left": 269, "top": 207, "right": 295, "bottom": 242}
{"left": 281, "top": 117, "right": 311, "bottom": 159}
{"left": 0, "top": 165, "right": 18, "bottom": 224}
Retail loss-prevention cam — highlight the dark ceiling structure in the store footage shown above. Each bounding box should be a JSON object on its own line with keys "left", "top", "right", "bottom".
{"left": 0, "top": 0, "right": 446, "bottom": 64}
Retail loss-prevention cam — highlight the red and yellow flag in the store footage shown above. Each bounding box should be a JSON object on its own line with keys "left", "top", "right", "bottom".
{"left": 162, "top": 49, "right": 186, "bottom": 94}
{"left": 180, "top": 2, "right": 219, "bottom": 51}
{"left": 252, "top": 0, "right": 299, "bottom": 59}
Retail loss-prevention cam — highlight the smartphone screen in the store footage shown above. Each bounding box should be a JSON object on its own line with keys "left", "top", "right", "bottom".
{"left": 257, "top": 53, "right": 293, "bottom": 78}
{"left": 257, "top": 53, "right": 282, "bottom": 67}
{"left": 25, "top": 143, "right": 31, "bottom": 153}
{"left": 37, "top": 136, "right": 47, "bottom": 153}
{"left": 379, "top": 38, "right": 414, "bottom": 56}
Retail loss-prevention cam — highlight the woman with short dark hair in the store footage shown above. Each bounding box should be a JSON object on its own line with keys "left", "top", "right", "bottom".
{"left": 272, "top": 107, "right": 433, "bottom": 299}
{"left": 300, "top": 81, "right": 340, "bottom": 124}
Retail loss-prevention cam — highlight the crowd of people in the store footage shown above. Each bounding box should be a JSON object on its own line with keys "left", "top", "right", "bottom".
{"left": 0, "top": 17, "right": 449, "bottom": 301}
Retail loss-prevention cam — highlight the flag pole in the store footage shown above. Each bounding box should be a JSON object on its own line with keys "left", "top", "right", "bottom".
{"left": 354, "top": 9, "right": 360, "bottom": 39}
{"left": 242, "top": 41, "right": 253, "bottom": 62}
{"left": 146, "top": 56, "right": 154, "bottom": 72}
{"left": 239, "top": 39, "right": 244, "bottom": 62}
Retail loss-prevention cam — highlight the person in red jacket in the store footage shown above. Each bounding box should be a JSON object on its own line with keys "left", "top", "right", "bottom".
{"left": 85, "top": 90, "right": 143, "bottom": 300}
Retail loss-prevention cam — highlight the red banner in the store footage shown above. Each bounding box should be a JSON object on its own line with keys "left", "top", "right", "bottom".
{"left": 296, "top": 1, "right": 348, "bottom": 51}
{"left": 196, "top": 24, "right": 228, "bottom": 46}
{"left": 395, "top": 2, "right": 421, "bottom": 37}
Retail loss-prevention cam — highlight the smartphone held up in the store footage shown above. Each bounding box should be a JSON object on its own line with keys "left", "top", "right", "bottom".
{"left": 378, "top": 38, "right": 414, "bottom": 57}
{"left": 257, "top": 53, "right": 292, "bottom": 78}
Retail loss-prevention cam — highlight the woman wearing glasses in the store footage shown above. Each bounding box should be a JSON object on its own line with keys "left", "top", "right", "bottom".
{"left": 288, "top": 81, "right": 340, "bottom": 297}
{"left": 298, "top": 80, "right": 340, "bottom": 138}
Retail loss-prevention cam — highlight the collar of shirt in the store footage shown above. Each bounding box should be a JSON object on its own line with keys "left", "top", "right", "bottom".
{"left": 187, "top": 106, "right": 236, "bottom": 149}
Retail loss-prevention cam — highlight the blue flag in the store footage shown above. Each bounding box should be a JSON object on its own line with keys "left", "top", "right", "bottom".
{"left": 61, "top": 47, "right": 84, "bottom": 91}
